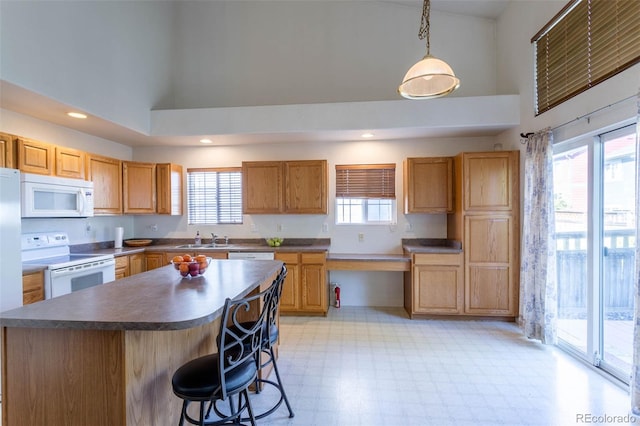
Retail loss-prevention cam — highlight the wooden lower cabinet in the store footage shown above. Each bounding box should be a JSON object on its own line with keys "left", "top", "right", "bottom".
{"left": 278, "top": 252, "right": 327, "bottom": 315}
{"left": 276, "top": 253, "right": 300, "bottom": 312}
{"left": 405, "top": 253, "right": 463, "bottom": 318}
{"left": 145, "top": 252, "right": 167, "bottom": 271}
{"left": 129, "top": 253, "right": 145, "bottom": 276}
{"left": 22, "top": 270, "right": 44, "bottom": 305}
{"left": 464, "top": 215, "right": 517, "bottom": 315}
{"left": 115, "top": 255, "right": 129, "bottom": 280}
{"left": 115, "top": 253, "right": 146, "bottom": 279}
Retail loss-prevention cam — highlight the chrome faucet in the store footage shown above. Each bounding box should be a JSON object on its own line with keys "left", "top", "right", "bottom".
{"left": 210, "top": 233, "right": 229, "bottom": 246}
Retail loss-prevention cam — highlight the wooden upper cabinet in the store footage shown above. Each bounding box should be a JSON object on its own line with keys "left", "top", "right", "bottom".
{"left": 242, "top": 161, "right": 284, "bottom": 214}
{"left": 55, "top": 146, "right": 85, "bottom": 179}
{"left": 16, "top": 137, "right": 54, "bottom": 175}
{"left": 123, "top": 161, "right": 156, "bottom": 214}
{"left": 156, "top": 163, "right": 183, "bottom": 215}
{"left": 243, "top": 160, "right": 327, "bottom": 214}
{"left": 284, "top": 160, "right": 327, "bottom": 214}
{"left": 462, "top": 152, "right": 518, "bottom": 212}
{"left": 404, "top": 157, "right": 453, "bottom": 213}
{"left": 0, "top": 132, "right": 16, "bottom": 169}
{"left": 86, "top": 154, "right": 123, "bottom": 215}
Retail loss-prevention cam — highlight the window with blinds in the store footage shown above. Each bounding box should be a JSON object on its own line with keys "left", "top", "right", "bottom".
{"left": 335, "top": 164, "right": 396, "bottom": 224}
{"left": 187, "top": 168, "right": 242, "bottom": 224}
{"left": 532, "top": 0, "right": 640, "bottom": 115}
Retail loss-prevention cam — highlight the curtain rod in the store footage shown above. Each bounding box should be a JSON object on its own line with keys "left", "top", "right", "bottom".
{"left": 520, "top": 93, "right": 637, "bottom": 142}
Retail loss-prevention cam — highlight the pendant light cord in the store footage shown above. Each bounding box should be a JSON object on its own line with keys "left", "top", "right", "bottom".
{"left": 418, "top": 0, "right": 431, "bottom": 54}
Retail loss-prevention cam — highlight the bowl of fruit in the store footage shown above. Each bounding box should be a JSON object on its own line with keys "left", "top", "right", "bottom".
{"left": 171, "top": 254, "right": 211, "bottom": 278}
{"left": 266, "top": 237, "right": 284, "bottom": 247}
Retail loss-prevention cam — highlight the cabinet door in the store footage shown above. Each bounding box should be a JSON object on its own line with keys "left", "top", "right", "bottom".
{"left": 0, "top": 132, "right": 16, "bottom": 168}
{"left": 300, "top": 253, "right": 327, "bottom": 314}
{"left": 463, "top": 152, "right": 518, "bottom": 212}
{"left": 115, "top": 256, "right": 129, "bottom": 279}
{"left": 129, "top": 253, "right": 145, "bottom": 276}
{"left": 404, "top": 157, "right": 453, "bottom": 213}
{"left": 23, "top": 270, "right": 44, "bottom": 305}
{"left": 275, "top": 253, "right": 299, "bottom": 312}
{"left": 16, "top": 138, "right": 53, "bottom": 175}
{"left": 123, "top": 161, "right": 156, "bottom": 214}
{"left": 156, "top": 163, "right": 183, "bottom": 215}
{"left": 56, "top": 146, "right": 85, "bottom": 179}
{"left": 145, "top": 253, "right": 166, "bottom": 271}
{"left": 86, "top": 154, "right": 123, "bottom": 215}
{"left": 284, "top": 160, "right": 327, "bottom": 214}
{"left": 464, "top": 215, "right": 517, "bottom": 315}
{"left": 242, "top": 161, "right": 283, "bottom": 213}
{"left": 412, "top": 253, "right": 463, "bottom": 314}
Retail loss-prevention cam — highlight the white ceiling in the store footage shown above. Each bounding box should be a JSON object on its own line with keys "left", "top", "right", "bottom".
{"left": 0, "top": 1, "right": 514, "bottom": 148}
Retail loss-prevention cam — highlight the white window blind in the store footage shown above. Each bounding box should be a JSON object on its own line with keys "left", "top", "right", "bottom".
{"left": 335, "top": 164, "right": 396, "bottom": 199}
{"left": 532, "top": 0, "right": 640, "bottom": 115}
{"left": 187, "top": 168, "right": 242, "bottom": 224}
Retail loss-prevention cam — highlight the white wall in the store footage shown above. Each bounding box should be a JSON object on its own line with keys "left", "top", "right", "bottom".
{"left": 132, "top": 137, "right": 498, "bottom": 252}
{"left": 0, "top": 0, "right": 175, "bottom": 134}
{"left": 495, "top": 0, "right": 639, "bottom": 150}
{"left": 2, "top": 109, "right": 135, "bottom": 244}
{"left": 133, "top": 136, "right": 500, "bottom": 308}
{"left": 168, "top": 1, "right": 498, "bottom": 108}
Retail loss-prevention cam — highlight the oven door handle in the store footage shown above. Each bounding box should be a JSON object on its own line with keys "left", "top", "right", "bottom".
{"left": 49, "top": 259, "right": 115, "bottom": 278}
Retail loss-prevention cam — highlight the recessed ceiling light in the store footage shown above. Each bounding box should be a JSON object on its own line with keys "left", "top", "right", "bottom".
{"left": 361, "top": 132, "right": 374, "bottom": 138}
{"left": 200, "top": 138, "right": 213, "bottom": 144}
{"left": 67, "top": 112, "right": 87, "bottom": 119}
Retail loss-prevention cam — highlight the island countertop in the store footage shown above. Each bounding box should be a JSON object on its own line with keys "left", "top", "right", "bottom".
{"left": 2, "top": 259, "right": 284, "bottom": 425}
{"left": 2, "top": 259, "right": 284, "bottom": 331}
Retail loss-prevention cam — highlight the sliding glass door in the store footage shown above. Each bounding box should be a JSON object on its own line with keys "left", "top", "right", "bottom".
{"left": 554, "top": 124, "right": 637, "bottom": 382}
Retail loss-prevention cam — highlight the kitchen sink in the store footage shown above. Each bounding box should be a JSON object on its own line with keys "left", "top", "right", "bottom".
{"left": 174, "top": 243, "right": 264, "bottom": 249}
{"left": 174, "top": 244, "right": 207, "bottom": 249}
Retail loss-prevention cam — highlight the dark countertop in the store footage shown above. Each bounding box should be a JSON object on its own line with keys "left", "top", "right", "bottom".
{"left": 327, "top": 253, "right": 410, "bottom": 261}
{"left": 5, "top": 259, "right": 283, "bottom": 331}
{"left": 402, "top": 238, "right": 462, "bottom": 254}
{"left": 72, "top": 238, "right": 331, "bottom": 257}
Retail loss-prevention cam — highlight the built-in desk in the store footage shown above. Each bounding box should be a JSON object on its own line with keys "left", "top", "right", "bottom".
{"left": 1, "top": 259, "right": 283, "bottom": 426}
{"left": 326, "top": 253, "right": 411, "bottom": 271}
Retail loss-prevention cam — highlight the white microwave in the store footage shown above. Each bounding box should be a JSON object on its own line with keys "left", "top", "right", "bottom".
{"left": 21, "top": 173, "right": 94, "bottom": 218}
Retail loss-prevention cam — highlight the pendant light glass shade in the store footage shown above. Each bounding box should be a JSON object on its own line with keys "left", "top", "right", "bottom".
{"left": 398, "top": 54, "right": 460, "bottom": 99}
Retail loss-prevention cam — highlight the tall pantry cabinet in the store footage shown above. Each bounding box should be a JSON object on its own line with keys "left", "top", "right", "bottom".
{"left": 447, "top": 151, "right": 520, "bottom": 318}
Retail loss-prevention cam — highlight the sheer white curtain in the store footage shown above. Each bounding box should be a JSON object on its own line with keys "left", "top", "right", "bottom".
{"left": 630, "top": 89, "right": 640, "bottom": 414}
{"left": 519, "top": 130, "right": 558, "bottom": 344}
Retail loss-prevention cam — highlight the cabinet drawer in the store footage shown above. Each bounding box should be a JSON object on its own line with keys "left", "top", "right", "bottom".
{"left": 413, "top": 253, "right": 462, "bottom": 266}
{"left": 300, "top": 252, "right": 326, "bottom": 264}
{"left": 115, "top": 256, "right": 129, "bottom": 269}
{"left": 275, "top": 252, "right": 299, "bottom": 264}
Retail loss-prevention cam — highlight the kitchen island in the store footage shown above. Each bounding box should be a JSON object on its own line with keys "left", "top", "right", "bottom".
{"left": 1, "top": 259, "right": 283, "bottom": 426}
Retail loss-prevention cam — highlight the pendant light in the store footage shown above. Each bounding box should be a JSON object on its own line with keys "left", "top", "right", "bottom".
{"left": 398, "top": 0, "right": 460, "bottom": 100}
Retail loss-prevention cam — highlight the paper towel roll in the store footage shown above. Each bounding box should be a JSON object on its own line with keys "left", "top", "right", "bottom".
{"left": 114, "top": 227, "right": 124, "bottom": 249}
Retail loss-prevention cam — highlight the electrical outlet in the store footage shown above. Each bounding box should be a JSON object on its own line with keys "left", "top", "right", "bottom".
{"left": 358, "top": 233, "right": 364, "bottom": 242}
{"left": 405, "top": 223, "right": 412, "bottom": 231}
{"left": 322, "top": 223, "right": 329, "bottom": 232}
{"left": 277, "top": 224, "right": 283, "bottom": 232}
{"left": 250, "top": 223, "right": 257, "bottom": 232}
{"left": 150, "top": 224, "right": 158, "bottom": 232}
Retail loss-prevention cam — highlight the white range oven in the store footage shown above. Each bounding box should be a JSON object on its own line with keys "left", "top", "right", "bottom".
{"left": 21, "top": 232, "right": 116, "bottom": 299}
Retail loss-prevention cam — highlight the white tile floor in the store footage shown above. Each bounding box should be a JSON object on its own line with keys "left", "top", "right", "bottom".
{"left": 247, "top": 306, "right": 635, "bottom": 426}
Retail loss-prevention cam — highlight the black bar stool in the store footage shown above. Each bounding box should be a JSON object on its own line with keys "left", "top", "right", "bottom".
{"left": 171, "top": 277, "right": 278, "bottom": 426}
